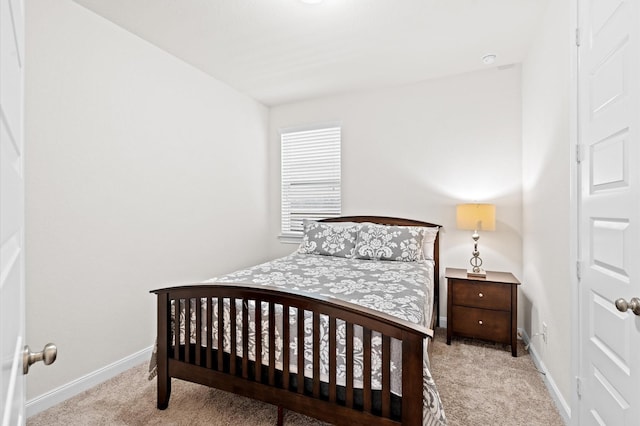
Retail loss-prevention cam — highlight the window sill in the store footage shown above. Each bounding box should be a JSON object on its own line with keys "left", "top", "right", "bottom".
{"left": 278, "top": 234, "right": 302, "bottom": 245}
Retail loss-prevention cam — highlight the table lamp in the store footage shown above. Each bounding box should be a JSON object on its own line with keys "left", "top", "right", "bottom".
{"left": 456, "top": 203, "right": 496, "bottom": 277}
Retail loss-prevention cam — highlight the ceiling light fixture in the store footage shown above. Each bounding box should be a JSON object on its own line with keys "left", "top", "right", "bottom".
{"left": 482, "top": 54, "right": 497, "bottom": 65}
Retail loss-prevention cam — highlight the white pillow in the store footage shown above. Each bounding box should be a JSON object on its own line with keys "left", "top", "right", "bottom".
{"left": 419, "top": 226, "right": 439, "bottom": 260}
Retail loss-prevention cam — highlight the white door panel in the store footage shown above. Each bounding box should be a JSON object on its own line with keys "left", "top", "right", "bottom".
{"left": 590, "top": 131, "right": 627, "bottom": 192}
{"left": 578, "top": 0, "right": 640, "bottom": 424}
{"left": 0, "top": 0, "right": 25, "bottom": 423}
{"left": 0, "top": 0, "right": 23, "bottom": 145}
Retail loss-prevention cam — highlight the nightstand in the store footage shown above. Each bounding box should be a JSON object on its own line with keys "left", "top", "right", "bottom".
{"left": 445, "top": 267, "right": 521, "bottom": 356}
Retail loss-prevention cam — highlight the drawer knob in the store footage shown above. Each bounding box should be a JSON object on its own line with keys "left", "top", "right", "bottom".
{"left": 478, "top": 292, "right": 484, "bottom": 297}
{"left": 478, "top": 320, "right": 483, "bottom": 325}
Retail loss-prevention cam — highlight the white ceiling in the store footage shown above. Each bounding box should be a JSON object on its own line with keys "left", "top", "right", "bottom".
{"left": 73, "top": 0, "right": 549, "bottom": 106}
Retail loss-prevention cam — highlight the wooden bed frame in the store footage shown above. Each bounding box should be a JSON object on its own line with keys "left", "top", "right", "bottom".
{"left": 152, "top": 216, "right": 440, "bottom": 425}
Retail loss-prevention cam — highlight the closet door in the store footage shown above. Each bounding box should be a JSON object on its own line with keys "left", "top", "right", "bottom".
{"left": 577, "top": 0, "right": 640, "bottom": 424}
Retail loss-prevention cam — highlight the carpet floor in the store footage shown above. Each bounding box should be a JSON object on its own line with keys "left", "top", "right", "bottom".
{"left": 27, "top": 328, "right": 564, "bottom": 425}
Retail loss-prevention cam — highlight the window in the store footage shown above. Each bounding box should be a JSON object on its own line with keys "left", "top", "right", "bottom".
{"left": 280, "top": 125, "right": 341, "bottom": 238}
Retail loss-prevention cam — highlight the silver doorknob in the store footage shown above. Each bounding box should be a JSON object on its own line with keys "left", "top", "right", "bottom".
{"left": 615, "top": 298, "right": 640, "bottom": 316}
{"left": 23, "top": 343, "right": 57, "bottom": 375}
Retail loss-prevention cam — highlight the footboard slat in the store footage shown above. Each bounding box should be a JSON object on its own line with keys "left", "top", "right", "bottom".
{"left": 346, "top": 321, "right": 354, "bottom": 409}
{"left": 283, "top": 304, "right": 290, "bottom": 389}
{"left": 382, "top": 335, "right": 391, "bottom": 418}
{"left": 206, "top": 297, "right": 213, "bottom": 369}
{"left": 230, "top": 298, "right": 237, "bottom": 375}
{"left": 328, "top": 316, "right": 337, "bottom": 403}
{"left": 297, "top": 307, "right": 304, "bottom": 395}
{"left": 312, "top": 312, "right": 320, "bottom": 398}
{"left": 242, "top": 300, "right": 249, "bottom": 379}
{"left": 185, "top": 299, "right": 191, "bottom": 363}
{"left": 217, "top": 298, "right": 223, "bottom": 371}
{"left": 255, "top": 300, "right": 262, "bottom": 383}
{"left": 153, "top": 283, "right": 432, "bottom": 426}
{"left": 268, "top": 301, "right": 276, "bottom": 386}
{"left": 363, "top": 326, "right": 372, "bottom": 413}
{"left": 195, "top": 298, "right": 202, "bottom": 366}
{"left": 173, "top": 298, "right": 179, "bottom": 361}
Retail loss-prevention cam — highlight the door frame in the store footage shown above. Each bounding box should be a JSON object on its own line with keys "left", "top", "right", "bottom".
{"left": 569, "top": 0, "right": 580, "bottom": 424}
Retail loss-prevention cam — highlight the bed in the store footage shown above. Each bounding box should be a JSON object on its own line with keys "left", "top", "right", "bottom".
{"left": 151, "top": 216, "right": 446, "bottom": 425}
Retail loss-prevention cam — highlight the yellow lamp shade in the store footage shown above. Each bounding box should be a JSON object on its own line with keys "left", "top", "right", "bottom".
{"left": 456, "top": 204, "right": 496, "bottom": 231}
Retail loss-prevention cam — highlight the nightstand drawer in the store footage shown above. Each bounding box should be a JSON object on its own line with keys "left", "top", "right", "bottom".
{"left": 451, "top": 305, "right": 511, "bottom": 344}
{"left": 451, "top": 280, "right": 511, "bottom": 310}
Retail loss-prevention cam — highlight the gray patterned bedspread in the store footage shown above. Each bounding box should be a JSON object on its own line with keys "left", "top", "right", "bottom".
{"left": 162, "top": 253, "right": 446, "bottom": 425}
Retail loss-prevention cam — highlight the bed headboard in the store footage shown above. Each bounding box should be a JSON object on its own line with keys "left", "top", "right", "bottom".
{"left": 319, "top": 215, "right": 441, "bottom": 327}
{"left": 319, "top": 215, "right": 437, "bottom": 227}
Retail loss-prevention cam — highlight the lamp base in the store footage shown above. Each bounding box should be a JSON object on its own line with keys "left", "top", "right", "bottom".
{"left": 467, "top": 269, "right": 487, "bottom": 278}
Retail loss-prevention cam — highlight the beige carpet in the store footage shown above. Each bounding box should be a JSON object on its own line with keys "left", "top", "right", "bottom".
{"left": 28, "top": 328, "right": 564, "bottom": 425}
{"left": 430, "top": 329, "right": 564, "bottom": 426}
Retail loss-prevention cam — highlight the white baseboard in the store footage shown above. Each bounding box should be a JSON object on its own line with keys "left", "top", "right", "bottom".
{"left": 438, "top": 316, "right": 447, "bottom": 328}
{"left": 518, "top": 328, "right": 571, "bottom": 425}
{"left": 26, "top": 345, "right": 153, "bottom": 418}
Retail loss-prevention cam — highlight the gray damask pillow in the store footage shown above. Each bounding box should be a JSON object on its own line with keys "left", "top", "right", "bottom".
{"left": 298, "top": 220, "right": 360, "bottom": 258}
{"left": 354, "top": 223, "right": 426, "bottom": 261}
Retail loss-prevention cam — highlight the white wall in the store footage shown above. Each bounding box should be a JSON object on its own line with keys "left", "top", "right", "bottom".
{"left": 521, "top": 0, "right": 572, "bottom": 416}
{"left": 268, "top": 68, "right": 524, "bottom": 321}
{"left": 25, "top": 0, "right": 269, "bottom": 400}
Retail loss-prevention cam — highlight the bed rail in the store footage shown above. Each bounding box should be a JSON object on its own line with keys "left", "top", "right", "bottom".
{"left": 152, "top": 283, "right": 432, "bottom": 426}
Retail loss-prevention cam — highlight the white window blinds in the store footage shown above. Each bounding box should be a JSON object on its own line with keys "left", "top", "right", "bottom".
{"left": 281, "top": 126, "right": 341, "bottom": 237}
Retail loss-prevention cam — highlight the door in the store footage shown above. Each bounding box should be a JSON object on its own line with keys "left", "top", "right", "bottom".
{"left": 1, "top": 0, "right": 25, "bottom": 423}
{"left": 578, "top": 0, "right": 640, "bottom": 424}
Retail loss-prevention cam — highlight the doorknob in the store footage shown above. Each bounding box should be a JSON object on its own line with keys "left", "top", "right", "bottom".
{"left": 615, "top": 298, "right": 640, "bottom": 316}
{"left": 23, "top": 343, "right": 57, "bottom": 375}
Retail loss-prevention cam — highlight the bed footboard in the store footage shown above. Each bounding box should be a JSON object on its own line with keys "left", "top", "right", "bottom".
{"left": 152, "top": 283, "right": 432, "bottom": 426}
